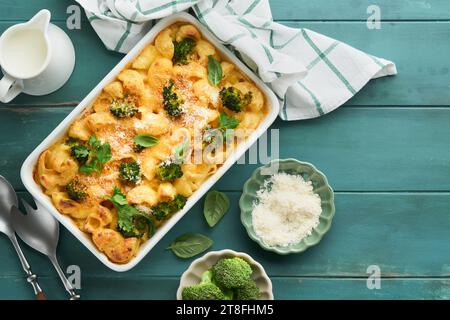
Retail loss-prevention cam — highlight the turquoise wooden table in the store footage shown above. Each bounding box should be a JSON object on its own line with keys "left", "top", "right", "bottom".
{"left": 1, "top": 0, "right": 449, "bottom": 300}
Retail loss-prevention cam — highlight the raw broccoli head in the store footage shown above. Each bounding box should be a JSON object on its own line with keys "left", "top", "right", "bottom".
{"left": 66, "top": 180, "right": 86, "bottom": 201}
{"left": 212, "top": 257, "right": 253, "bottom": 289}
{"left": 173, "top": 38, "right": 196, "bottom": 65}
{"left": 219, "top": 86, "right": 253, "bottom": 112}
{"left": 110, "top": 96, "right": 138, "bottom": 118}
{"left": 119, "top": 161, "right": 141, "bottom": 184}
{"left": 182, "top": 270, "right": 228, "bottom": 300}
{"left": 156, "top": 161, "right": 183, "bottom": 181}
{"left": 162, "top": 80, "right": 184, "bottom": 117}
{"left": 182, "top": 283, "right": 226, "bottom": 300}
{"left": 234, "top": 280, "right": 260, "bottom": 300}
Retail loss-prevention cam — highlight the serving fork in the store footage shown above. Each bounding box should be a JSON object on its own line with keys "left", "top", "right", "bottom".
{"left": 11, "top": 200, "right": 80, "bottom": 300}
{"left": 0, "top": 175, "right": 46, "bottom": 299}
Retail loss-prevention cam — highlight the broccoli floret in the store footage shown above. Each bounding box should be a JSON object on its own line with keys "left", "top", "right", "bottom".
{"left": 219, "top": 87, "right": 253, "bottom": 112}
{"left": 156, "top": 161, "right": 183, "bottom": 181}
{"left": 65, "top": 137, "right": 79, "bottom": 147}
{"left": 151, "top": 194, "right": 187, "bottom": 220}
{"left": 182, "top": 270, "right": 227, "bottom": 300}
{"left": 173, "top": 38, "right": 196, "bottom": 65}
{"left": 66, "top": 180, "right": 86, "bottom": 202}
{"left": 70, "top": 144, "right": 89, "bottom": 164}
{"left": 212, "top": 257, "right": 252, "bottom": 289}
{"left": 171, "top": 194, "right": 187, "bottom": 210}
{"left": 162, "top": 80, "right": 184, "bottom": 117}
{"left": 234, "top": 280, "right": 260, "bottom": 300}
{"left": 182, "top": 283, "right": 226, "bottom": 300}
{"left": 110, "top": 96, "right": 138, "bottom": 118}
{"left": 119, "top": 161, "right": 141, "bottom": 183}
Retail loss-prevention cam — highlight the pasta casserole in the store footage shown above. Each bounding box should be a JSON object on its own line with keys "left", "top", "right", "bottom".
{"left": 34, "top": 23, "right": 267, "bottom": 264}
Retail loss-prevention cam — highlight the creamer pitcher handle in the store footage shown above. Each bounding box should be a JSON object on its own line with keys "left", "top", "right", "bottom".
{"left": 0, "top": 73, "right": 23, "bottom": 103}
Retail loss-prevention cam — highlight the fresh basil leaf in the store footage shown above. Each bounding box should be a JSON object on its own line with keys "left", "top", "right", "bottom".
{"left": 219, "top": 112, "right": 239, "bottom": 130}
{"left": 133, "top": 134, "right": 159, "bottom": 148}
{"left": 207, "top": 55, "right": 222, "bottom": 86}
{"left": 203, "top": 190, "right": 230, "bottom": 227}
{"left": 167, "top": 233, "right": 213, "bottom": 258}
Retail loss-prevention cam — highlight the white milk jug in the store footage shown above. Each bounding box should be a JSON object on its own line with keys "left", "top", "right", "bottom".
{"left": 0, "top": 9, "right": 75, "bottom": 103}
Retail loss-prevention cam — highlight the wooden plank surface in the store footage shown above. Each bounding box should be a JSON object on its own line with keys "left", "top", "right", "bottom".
{"left": 1, "top": 192, "right": 449, "bottom": 278}
{"left": 2, "top": 106, "right": 450, "bottom": 192}
{"left": 1, "top": 21, "right": 449, "bottom": 107}
{"left": 0, "top": 0, "right": 449, "bottom": 300}
{"left": 1, "top": 0, "right": 449, "bottom": 21}
{"left": 1, "top": 276, "right": 448, "bottom": 300}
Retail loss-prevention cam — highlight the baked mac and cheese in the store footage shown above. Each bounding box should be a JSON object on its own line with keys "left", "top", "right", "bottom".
{"left": 34, "top": 23, "right": 268, "bottom": 264}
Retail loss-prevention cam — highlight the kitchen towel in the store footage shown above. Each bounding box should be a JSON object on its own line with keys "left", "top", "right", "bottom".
{"left": 75, "top": 0, "right": 397, "bottom": 120}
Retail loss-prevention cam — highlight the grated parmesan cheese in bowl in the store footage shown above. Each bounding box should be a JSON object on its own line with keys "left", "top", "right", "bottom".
{"left": 251, "top": 172, "right": 322, "bottom": 247}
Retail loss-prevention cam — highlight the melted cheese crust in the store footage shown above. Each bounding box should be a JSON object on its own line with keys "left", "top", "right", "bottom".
{"left": 34, "top": 23, "right": 267, "bottom": 264}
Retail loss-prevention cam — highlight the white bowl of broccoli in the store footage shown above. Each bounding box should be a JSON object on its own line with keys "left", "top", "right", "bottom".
{"left": 177, "top": 249, "right": 273, "bottom": 300}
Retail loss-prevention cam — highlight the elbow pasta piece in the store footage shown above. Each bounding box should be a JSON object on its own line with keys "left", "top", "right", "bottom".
{"left": 51, "top": 192, "right": 91, "bottom": 219}
{"left": 104, "top": 81, "right": 124, "bottom": 99}
{"left": 195, "top": 40, "right": 216, "bottom": 65}
{"left": 118, "top": 69, "right": 145, "bottom": 96}
{"left": 173, "top": 61, "right": 207, "bottom": 79}
{"left": 92, "top": 92, "right": 112, "bottom": 113}
{"left": 132, "top": 45, "right": 159, "bottom": 70}
{"left": 84, "top": 205, "right": 113, "bottom": 233}
{"left": 157, "top": 182, "right": 177, "bottom": 201}
{"left": 147, "top": 58, "right": 173, "bottom": 90}
{"left": 92, "top": 228, "right": 140, "bottom": 264}
{"left": 34, "top": 23, "right": 268, "bottom": 265}
{"left": 139, "top": 156, "right": 158, "bottom": 181}
{"left": 155, "top": 29, "right": 174, "bottom": 59}
{"left": 193, "top": 79, "right": 220, "bottom": 106}
{"left": 68, "top": 118, "right": 91, "bottom": 141}
{"left": 85, "top": 112, "right": 117, "bottom": 131}
{"left": 176, "top": 24, "right": 201, "bottom": 41}
{"left": 127, "top": 184, "right": 158, "bottom": 206}
{"left": 135, "top": 112, "right": 170, "bottom": 136}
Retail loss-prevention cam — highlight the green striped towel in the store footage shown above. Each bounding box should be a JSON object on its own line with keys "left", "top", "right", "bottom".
{"left": 75, "top": 0, "right": 397, "bottom": 120}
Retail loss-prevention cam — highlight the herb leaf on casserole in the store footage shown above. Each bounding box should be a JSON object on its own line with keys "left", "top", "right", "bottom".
{"left": 167, "top": 233, "right": 213, "bottom": 258}
{"left": 204, "top": 112, "right": 240, "bottom": 144}
{"left": 107, "top": 187, "right": 153, "bottom": 238}
{"left": 133, "top": 134, "right": 159, "bottom": 148}
{"left": 207, "top": 55, "right": 222, "bottom": 86}
{"left": 172, "top": 38, "right": 196, "bottom": 65}
{"left": 78, "top": 135, "right": 112, "bottom": 175}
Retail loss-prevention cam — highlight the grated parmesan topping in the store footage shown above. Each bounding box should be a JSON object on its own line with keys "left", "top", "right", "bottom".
{"left": 251, "top": 172, "right": 322, "bottom": 247}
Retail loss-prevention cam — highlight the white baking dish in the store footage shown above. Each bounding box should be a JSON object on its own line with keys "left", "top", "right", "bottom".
{"left": 21, "top": 12, "right": 279, "bottom": 272}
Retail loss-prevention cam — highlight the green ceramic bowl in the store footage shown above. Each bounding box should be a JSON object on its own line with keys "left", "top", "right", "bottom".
{"left": 239, "top": 159, "right": 335, "bottom": 254}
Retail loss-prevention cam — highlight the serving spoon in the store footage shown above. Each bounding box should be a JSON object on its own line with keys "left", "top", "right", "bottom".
{"left": 11, "top": 200, "right": 80, "bottom": 300}
{"left": 0, "top": 175, "right": 46, "bottom": 299}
